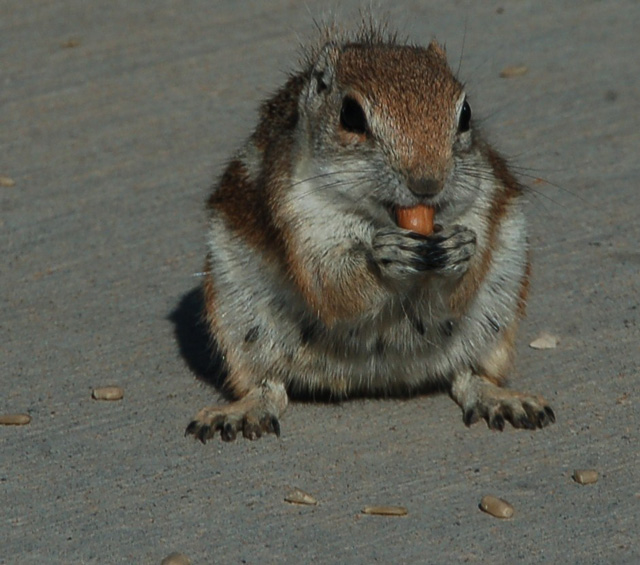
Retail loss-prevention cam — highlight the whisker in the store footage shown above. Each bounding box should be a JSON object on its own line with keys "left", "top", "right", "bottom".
{"left": 288, "top": 169, "right": 367, "bottom": 189}
{"left": 510, "top": 169, "right": 587, "bottom": 205}
{"left": 287, "top": 169, "right": 380, "bottom": 205}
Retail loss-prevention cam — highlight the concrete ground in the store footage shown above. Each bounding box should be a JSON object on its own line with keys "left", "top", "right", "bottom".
{"left": 2, "top": 1, "right": 639, "bottom": 563}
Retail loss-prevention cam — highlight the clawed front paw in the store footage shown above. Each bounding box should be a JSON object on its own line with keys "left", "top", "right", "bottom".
{"left": 187, "top": 381, "right": 287, "bottom": 444}
{"left": 372, "top": 225, "right": 476, "bottom": 279}
{"left": 185, "top": 406, "right": 281, "bottom": 443}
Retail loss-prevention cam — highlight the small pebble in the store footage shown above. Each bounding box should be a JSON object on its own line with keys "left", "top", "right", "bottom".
{"left": 362, "top": 505, "right": 408, "bottom": 517}
{"left": 91, "top": 386, "right": 124, "bottom": 401}
{"left": 573, "top": 469, "right": 599, "bottom": 485}
{"left": 499, "top": 65, "right": 528, "bottom": 78}
{"left": 0, "top": 176, "right": 16, "bottom": 187}
{"left": 479, "top": 495, "right": 514, "bottom": 519}
{"left": 160, "top": 553, "right": 191, "bottom": 565}
{"left": 284, "top": 488, "right": 317, "bottom": 506}
{"left": 529, "top": 332, "right": 558, "bottom": 350}
{"left": 0, "top": 413, "right": 31, "bottom": 425}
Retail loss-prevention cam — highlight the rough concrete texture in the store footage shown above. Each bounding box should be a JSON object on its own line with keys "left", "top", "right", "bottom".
{"left": 2, "top": 1, "right": 639, "bottom": 563}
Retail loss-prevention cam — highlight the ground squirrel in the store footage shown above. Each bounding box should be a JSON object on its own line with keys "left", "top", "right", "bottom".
{"left": 185, "top": 23, "right": 555, "bottom": 443}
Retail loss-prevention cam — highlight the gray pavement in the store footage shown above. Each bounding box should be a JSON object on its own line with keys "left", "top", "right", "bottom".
{"left": 2, "top": 1, "right": 639, "bottom": 563}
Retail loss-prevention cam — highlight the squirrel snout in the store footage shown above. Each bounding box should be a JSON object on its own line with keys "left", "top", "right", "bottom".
{"left": 406, "top": 176, "right": 443, "bottom": 197}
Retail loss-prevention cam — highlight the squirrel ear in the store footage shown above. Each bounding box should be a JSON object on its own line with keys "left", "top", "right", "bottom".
{"left": 308, "top": 42, "right": 339, "bottom": 96}
{"left": 426, "top": 40, "right": 448, "bottom": 64}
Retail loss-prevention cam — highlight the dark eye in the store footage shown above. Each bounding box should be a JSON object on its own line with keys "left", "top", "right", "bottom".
{"left": 340, "top": 97, "right": 368, "bottom": 134}
{"left": 458, "top": 98, "right": 471, "bottom": 133}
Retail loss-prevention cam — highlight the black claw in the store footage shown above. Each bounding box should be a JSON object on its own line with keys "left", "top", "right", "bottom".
{"left": 535, "top": 410, "right": 548, "bottom": 427}
{"left": 196, "top": 425, "right": 211, "bottom": 444}
{"left": 185, "top": 420, "right": 199, "bottom": 437}
{"left": 545, "top": 406, "right": 556, "bottom": 424}
{"left": 257, "top": 414, "right": 281, "bottom": 437}
{"left": 271, "top": 416, "right": 281, "bottom": 437}
{"left": 463, "top": 409, "right": 479, "bottom": 427}
{"left": 489, "top": 414, "right": 505, "bottom": 431}
{"left": 221, "top": 422, "right": 237, "bottom": 442}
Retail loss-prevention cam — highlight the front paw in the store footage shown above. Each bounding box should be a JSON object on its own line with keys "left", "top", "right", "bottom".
{"left": 371, "top": 225, "right": 476, "bottom": 280}
{"left": 185, "top": 404, "right": 281, "bottom": 443}
{"left": 186, "top": 380, "right": 288, "bottom": 444}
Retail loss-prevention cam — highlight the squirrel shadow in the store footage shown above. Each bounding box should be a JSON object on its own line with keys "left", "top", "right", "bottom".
{"left": 168, "top": 285, "right": 229, "bottom": 395}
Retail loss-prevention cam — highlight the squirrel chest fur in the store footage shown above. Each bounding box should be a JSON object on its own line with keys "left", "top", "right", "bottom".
{"left": 186, "top": 27, "right": 555, "bottom": 443}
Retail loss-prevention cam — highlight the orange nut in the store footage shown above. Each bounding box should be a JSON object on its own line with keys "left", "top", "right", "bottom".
{"left": 396, "top": 204, "right": 435, "bottom": 236}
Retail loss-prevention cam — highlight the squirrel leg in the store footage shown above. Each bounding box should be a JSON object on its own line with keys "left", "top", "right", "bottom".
{"left": 185, "top": 380, "right": 288, "bottom": 443}
{"left": 450, "top": 369, "right": 555, "bottom": 431}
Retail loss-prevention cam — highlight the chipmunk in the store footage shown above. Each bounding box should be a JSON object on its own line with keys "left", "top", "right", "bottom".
{"left": 185, "top": 24, "right": 555, "bottom": 443}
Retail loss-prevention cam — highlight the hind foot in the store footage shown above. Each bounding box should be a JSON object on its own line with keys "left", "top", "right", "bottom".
{"left": 451, "top": 370, "right": 555, "bottom": 431}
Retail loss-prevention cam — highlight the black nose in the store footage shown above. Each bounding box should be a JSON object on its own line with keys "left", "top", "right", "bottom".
{"left": 406, "top": 177, "right": 442, "bottom": 196}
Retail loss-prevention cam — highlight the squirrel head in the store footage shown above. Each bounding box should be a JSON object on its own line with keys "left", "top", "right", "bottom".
{"left": 297, "top": 34, "right": 473, "bottom": 207}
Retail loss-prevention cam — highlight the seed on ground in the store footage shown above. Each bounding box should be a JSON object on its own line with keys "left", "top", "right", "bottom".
{"left": 529, "top": 332, "right": 558, "bottom": 349}
{"left": 0, "top": 413, "right": 31, "bottom": 425}
{"left": 91, "top": 386, "right": 124, "bottom": 401}
{"left": 284, "top": 488, "right": 317, "bottom": 506}
{"left": 160, "top": 553, "right": 191, "bottom": 565}
{"left": 479, "top": 495, "right": 514, "bottom": 519}
{"left": 573, "top": 469, "right": 599, "bottom": 485}
{"left": 362, "top": 505, "right": 408, "bottom": 516}
{"left": 499, "top": 65, "right": 529, "bottom": 78}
